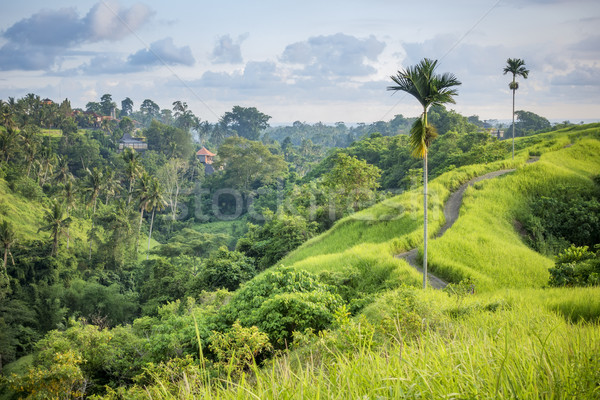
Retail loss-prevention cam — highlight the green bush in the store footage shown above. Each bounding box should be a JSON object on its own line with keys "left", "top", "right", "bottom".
{"left": 14, "top": 177, "right": 44, "bottom": 201}
{"left": 549, "top": 245, "right": 600, "bottom": 287}
{"left": 208, "top": 321, "right": 272, "bottom": 375}
{"left": 194, "top": 247, "right": 256, "bottom": 292}
{"left": 216, "top": 267, "right": 344, "bottom": 347}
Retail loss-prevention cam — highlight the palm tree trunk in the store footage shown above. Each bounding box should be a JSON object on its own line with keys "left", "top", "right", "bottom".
{"left": 423, "top": 151, "right": 428, "bottom": 289}
{"left": 423, "top": 110, "right": 429, "bottom": 290}
{"left": 2, "top": 249, "right": 7, "bottom": 272}
{"left": 137, "top": 208, "right": 144, "bottom": 248}
{"left": 53, "top": 232, "right": 58, "bottom": 257}
{"left": 146, "top": 208, "right": 155, "bottom": 260}
{"left": 511, "top": 75, "right": 516, "bottom": 160}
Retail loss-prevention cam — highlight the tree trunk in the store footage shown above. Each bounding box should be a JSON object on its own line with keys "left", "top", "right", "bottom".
{"left": 512, "top": 75, "right": 516, "bottom": 160}
{"left": 423, "top": 146, "right": 428, "bottom": 289}
{"left": 423, "top": 110, "right": 428, "bottom": 289}
{"left": 53, "top": 232, "right": 59, "bottom": 257}
{"left": 146, "top": 208, "right": 155, "bottom": 260}
{"left": 128, "top": 178, "right": 134, "bottom": 205}
{"left": 137, "top": 208, "right": 144, "bottom": 248}
{"left": 2, "top": 249, "right": 7, "bottom": 272}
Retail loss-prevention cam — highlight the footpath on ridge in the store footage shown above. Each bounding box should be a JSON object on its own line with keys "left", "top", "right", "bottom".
{"left": 395, "top": 167, "right": 522, "bottom": 289}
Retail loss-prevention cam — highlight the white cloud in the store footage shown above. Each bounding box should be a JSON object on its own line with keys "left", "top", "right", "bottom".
{"left": 211, "top": 34, "right": 248, "bottom": 64}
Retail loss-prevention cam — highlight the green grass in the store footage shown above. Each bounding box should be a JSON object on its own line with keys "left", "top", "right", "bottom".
{"left": 0, "top": 179, "right": 47, "bottom": 241}
{"left": 428, "top": 139, "right": 600, "bottom": 291}
{"left": 124, "top": 290, "right": 600, "bottom": 399}
{"left": 278, "top": 126, "right": 600, "bottom": 296}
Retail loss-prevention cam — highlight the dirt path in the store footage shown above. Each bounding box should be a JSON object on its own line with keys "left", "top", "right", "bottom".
{"left": 395, "top": 168, "right": 517, "bottom": 289}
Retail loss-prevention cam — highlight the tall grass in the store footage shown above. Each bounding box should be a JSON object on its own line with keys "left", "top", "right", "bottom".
{"left": 428, "top": 139, "right": 600, "bottom": 291}
{"left": 112, "top": 291, "right": 600, "bottom": 399}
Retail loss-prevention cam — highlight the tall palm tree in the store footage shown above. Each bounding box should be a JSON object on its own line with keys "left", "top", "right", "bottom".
{"left": 122, "top": 148, "right": 143, "bottom": 204}
{"left": 63, "top": 181, "right": 77, "bottom": 250}
{"left": 38, "top": 200, "right": 71, "bottom": 257}
{"left": 503, "top": 58, "right": 529, "bottom": 159}
{"left": 143, "top": 177, "right": 167, "bottom": 260}
{"left": 388, "top": 58, "right": 461, "bottom": 289}
{"left": 84, "top": 167, "right": 105, "bottom": 260}
{"left": 54, "top": 156, "right": 73, "bottom": 185}
{"left": 134, "top": 172, "right": 153, "bottom": 248}
{"left": 0, "top": 220, "right": 16, "bottom": 274}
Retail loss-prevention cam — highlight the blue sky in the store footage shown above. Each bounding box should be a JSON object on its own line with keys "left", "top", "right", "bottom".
{"left": 1, "top": 0, "right": 599, "bottom": 124}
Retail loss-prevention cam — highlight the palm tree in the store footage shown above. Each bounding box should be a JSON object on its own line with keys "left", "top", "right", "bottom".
{"left": 134, "top": 172, "right": 153, "bottom": 248}
{"left": 142, "top": 177, "right": 167, "bottom": 260}
{"left": 122, "top": 148, "right": 143, "bottom": 204}
{"left": 388, "top": 58, "right": 461, "bottom": 289}
{"left": 84, "top": 167, "right": 105, "bottom": 260}
{"left": 0, "top": 220, "right": 16, "bottom": 274}
{"left": 63, "top": 181, "right": 77, "bottom": 250}
{"left": 38, "top": 200, "right": 71, "bottom": 257}
{"left": 503, "top": 58, "right": 529, "bottom": 159}
{"left": 54, "top": 156, "right": 73, "bottom": 185}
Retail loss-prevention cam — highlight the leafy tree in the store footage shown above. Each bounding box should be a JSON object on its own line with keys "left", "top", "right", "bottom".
{"left": 118, "top": 116, "right": 135, "bottom": 135}
{"left": 237, "top": 212, "right": 318, "bottom": 270}
{"left": 86, "top": 101, "right": 102, "bottom": 114}
{"left": 215, "top": 136, "right": 288, "bottom": 194}
{"left": 510, "top": 110, "right": 551, "bottom": 137}
{"left": 388, "top": 58, "right": 461, "bottom": 288}
{"left": 503, "top": 58, "right": 529, "bottom": 159}
{"left": 322, "top": 153, "right": 381, "bottom": 213}
{"left": 216, "top": 266, "right": 343, "bottom": 347}
{"left": 144, "top": 120, "right": 193, "bottom": 159}
{"left": 140, "top": 99, "right": 160, "bottom": 120}
{"left": 197, "top": 247, "right": 256, "bottom": 291}
{"left": 220, "top": 106, "right": 271, "bottom": 140}
{"left": 100, "top": 94, "right": 116, "bottom": 117}
{"left": 121, "top": 97, "right": 133, "bottom": 117}
{"left": 38, "top": 200, "right": 71, "bottom": 257}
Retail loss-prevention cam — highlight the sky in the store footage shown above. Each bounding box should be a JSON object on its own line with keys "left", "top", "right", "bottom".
{"left": 0, "top": 0, "right": 599, "bottom": 124}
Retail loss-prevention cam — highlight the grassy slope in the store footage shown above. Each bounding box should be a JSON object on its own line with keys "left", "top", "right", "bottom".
{"left": 430, "top": 136, "right": 600, "bottom": 291}
{"left": 280, "top": 126, "right": 599, "bottom": 295}
{"left": 211, "top": 125, "right": 600, "bottom": 400}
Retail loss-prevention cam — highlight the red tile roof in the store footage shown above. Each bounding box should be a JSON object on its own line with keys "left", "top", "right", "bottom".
{"left": 196, "top": 147, "right": 216, "bottom": 156}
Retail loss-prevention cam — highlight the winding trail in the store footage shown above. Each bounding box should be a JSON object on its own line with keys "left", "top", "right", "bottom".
{"left": 395, "top": 168, "right": 518, "bottom": 289}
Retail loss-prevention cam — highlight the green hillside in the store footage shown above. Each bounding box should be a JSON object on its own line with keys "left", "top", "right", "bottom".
{"left": 281, "top": 125, "right": 600, "bottom": 295}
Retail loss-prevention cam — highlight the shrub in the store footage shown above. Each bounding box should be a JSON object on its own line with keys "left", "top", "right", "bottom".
{"left": 208, "top": 321, "right": 272, "bottom": 375}
{"left": 549, "top": 245, "right": 600, "bottom": 287}
{"left": 216, "top": 267, "right": 344, "bottom": 347}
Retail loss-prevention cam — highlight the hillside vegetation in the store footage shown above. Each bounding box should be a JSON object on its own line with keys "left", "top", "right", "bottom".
{"left": 1, "top": 113, "right": 599, "bottom": 398}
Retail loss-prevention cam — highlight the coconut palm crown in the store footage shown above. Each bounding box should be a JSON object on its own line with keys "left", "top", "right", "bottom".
{"left": 388, "top": 58, "right": 461, "bottom": 288}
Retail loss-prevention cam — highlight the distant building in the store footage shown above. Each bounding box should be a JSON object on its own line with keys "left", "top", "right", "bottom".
{"left": 42, "top": 98, "right": 53, "bottom": 105}
{"left": 118, "top": 133, "right": 148, "bottom": 152}
{"left": 196, "top": 147, "right": 216, "bottom": 175}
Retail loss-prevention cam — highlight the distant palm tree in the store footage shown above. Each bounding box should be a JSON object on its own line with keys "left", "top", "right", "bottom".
{"left": 134, "top": 172, "right": 152, "bottom": 248}
{"left": 503, "top": 58, "right": 529, "bottom": 159}
{"left": 63, "top": 181, "right": 77, "bottom": 250}
{"left": 54, "top": 156, "right": 73, "bottom": 185}
{"left": 84, "top": 167, "right": 105, "bottom": 260}
{"left": 0, "top": 220, "right": 16, "bottom": 273}
{"left": 38, "top": 200, "right": 71, "bottom": 257}
{"left": 388, "top": 58, "right": 461, "bottom": 289}
{"left": 143, "top": 177, "right": 167, "bottom": 260}
{"left": 122, "top": 148, "right": 143, "bottom": 205}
